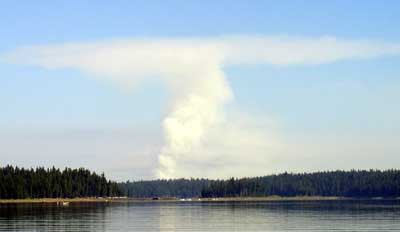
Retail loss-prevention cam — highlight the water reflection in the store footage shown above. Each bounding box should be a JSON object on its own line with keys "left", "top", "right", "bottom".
{"left": 0, "top": 203, "right": 108, "bottom": 231}
{"left": 0, "top": 200, "right": 398, "bottom": 231}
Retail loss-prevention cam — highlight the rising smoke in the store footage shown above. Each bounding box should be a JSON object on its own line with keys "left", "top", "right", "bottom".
{"left": 157, "top": 67, "right": 233, "bottom": 178}
{"left": 4, "top": 36, "right": 400, "bottom": 178}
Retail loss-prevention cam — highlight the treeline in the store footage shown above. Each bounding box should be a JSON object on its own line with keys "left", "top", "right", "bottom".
{"left": 119, "top": 179, "right": 209, "bottom": 198}
{"left": 3, "top": 167, "right": 399, "bottom": 199}
{"left": 121, "top": 170, "right": 400, "bottom": 198}
{"left": 201, "top": 170, "right": 400, "bottom": 197}
{"left": 0, "top": 165, "right": 122, "bottom": 199}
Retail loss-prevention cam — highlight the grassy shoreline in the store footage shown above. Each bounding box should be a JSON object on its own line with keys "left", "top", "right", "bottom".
{"left": 0, "top": 196, "right": 395, "bottom": 204}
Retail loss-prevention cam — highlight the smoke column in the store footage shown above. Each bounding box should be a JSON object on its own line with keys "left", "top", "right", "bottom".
{"left": 4, "top": 36, "right": 400, "bottom": 179}
{"left": 157, "top": 67, "right": 232, "bottom": 178}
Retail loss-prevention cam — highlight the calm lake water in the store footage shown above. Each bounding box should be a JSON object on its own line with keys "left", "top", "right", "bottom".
{"left": 0, "top": 200, "right": 399, "bottom": 231}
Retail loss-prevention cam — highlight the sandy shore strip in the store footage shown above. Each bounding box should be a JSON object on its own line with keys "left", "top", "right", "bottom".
{"left": 0, "top": 196, "right": 361, "bottom": 204}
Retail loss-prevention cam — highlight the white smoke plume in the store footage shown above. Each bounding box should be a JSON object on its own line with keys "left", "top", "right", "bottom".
{"left": 3, "top": 36, "right": 400, "bottom": 179}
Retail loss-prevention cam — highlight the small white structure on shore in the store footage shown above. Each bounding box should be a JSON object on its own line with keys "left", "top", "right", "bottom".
{"left": 62, "top": 202, "right": 70, "bottom": 206}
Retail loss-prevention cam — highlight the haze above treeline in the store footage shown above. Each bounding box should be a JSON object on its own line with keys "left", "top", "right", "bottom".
{"left": 0, "top": 165, "right": 399, "bottom": 199}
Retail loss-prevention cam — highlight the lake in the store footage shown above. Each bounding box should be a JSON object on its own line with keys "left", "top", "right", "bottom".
{"left": 0, "top": 200, "right": 399, "bottom": 231}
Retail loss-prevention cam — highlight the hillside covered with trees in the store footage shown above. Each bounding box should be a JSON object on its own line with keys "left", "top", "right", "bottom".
{"left": 0, "top": 165, "right": 122, "bottom": 199}
{"left": 121, "top": 170, "right": 400, "bottom": 198}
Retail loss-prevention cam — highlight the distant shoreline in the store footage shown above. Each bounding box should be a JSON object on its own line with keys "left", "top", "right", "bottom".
{"left": 0, "top": 196, "right": 398, "bottom": 204}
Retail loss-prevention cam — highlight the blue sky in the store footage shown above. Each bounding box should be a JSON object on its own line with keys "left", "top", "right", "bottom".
{"left": 1, "top": 1, "right": 400, "bottom": 180}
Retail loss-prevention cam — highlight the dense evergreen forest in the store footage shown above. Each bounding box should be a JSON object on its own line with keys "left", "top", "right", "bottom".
{"left": 119, "top": 179, "right": 210, "bottom": 198}
{"left": 121, "top": 170, "right": 400, "bottom": 198}
{"left": 2, "top": 167, "right": 399, "bottom": 199}
{"left": 0, "top": 165, "right": 122, "bottom": 199}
